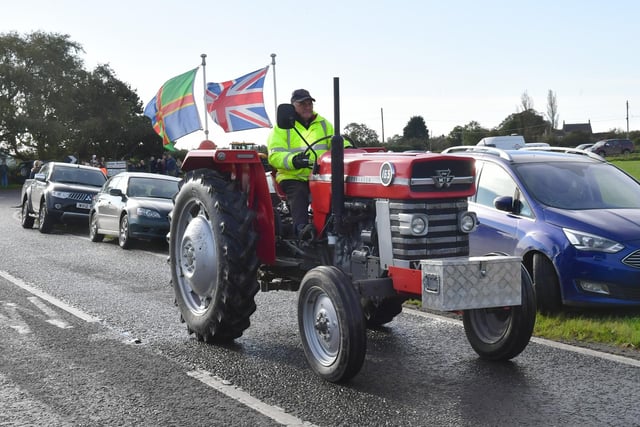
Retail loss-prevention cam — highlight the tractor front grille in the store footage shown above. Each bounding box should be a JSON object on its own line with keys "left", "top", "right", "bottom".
{"left": 389, "top": 198, "right": 469, "bottom": 266}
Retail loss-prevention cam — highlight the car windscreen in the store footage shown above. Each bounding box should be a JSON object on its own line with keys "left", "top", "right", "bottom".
{"left": 52, "top": 167, "right": 106, "bottom": 187}
{"left": 128, "top": 177, "right": 179, "bottom": 199}
{"left": 514, "top": 161, "right": 640, "bottom": 210}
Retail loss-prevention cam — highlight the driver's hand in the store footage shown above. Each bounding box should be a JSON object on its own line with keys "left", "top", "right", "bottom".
{"left": 292, "top": 153, "right": 312, "bottom": 169}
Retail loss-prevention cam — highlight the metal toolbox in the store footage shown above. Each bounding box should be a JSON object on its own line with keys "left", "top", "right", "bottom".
{"left": 420, "top": 256, "right": 521, "bottom": 311}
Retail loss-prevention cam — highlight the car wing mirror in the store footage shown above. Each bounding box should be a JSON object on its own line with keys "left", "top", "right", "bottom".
{"left": 109, "top": 188, "right": 123, "bottom": 197}
{"left": 494, "top": 195, "right": 516, "bottom": 213}
{"left": 276, "top": 104, "right": 296, "bottom": 129}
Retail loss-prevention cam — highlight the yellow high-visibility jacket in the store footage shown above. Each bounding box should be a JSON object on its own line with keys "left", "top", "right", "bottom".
{"left": 268, "top": 113, "right": 348, "bottom": 183}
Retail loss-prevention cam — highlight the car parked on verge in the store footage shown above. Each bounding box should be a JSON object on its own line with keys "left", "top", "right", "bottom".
{"left": 89, "top": 172, "right": 180, "bottom": 249}
{"left": 21, "top": 162, "right": 107, "bottom": 233}
{"left": 442, "top": 145, "right": 640, "bottom": 312}
{"left": 575, "top": 143, "right": 594, "bottom": 151}
{"left": 587, "top": 138, "right": 634, "bottom": 157}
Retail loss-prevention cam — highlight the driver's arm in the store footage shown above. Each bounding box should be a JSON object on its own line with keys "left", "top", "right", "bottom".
{"left": 267, "top": 128, "right": 306, "bottom": 171}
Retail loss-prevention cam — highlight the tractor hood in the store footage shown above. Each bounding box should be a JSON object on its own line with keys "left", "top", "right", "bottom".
{"left": 310, "top": 149, "right": 476, "bottom": 200}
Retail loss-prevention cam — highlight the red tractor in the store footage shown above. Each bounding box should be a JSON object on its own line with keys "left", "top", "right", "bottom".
{"left": 169, "top": 79, "right": 536, "bottom": 383}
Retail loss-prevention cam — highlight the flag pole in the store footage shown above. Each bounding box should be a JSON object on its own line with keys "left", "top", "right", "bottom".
{"left": 201, "top": 53, "right": 209, "bottom": 139}
{"left": 271, "top": 53, "right": 277, "bottom": 118}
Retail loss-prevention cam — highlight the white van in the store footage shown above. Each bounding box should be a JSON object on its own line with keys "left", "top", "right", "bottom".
{"left": 476, "top": 135, "right": 525, "bottom": 150}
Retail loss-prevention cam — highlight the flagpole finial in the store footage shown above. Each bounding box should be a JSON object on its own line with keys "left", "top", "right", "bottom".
{"left": 201, "top": 54, "right": 207, "bottom": 66}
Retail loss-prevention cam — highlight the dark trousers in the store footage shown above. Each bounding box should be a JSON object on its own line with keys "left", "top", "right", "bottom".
{"left": 280, "top": 179, "right": 310, "bottom": 233}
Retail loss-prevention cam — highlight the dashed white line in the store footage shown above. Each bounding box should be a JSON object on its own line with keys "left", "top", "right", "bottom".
{"left": 0, "top": 270, "right": 100, "bottom": 323}
{"left": 188, "top": 369, "right": 317, "bottom": 427}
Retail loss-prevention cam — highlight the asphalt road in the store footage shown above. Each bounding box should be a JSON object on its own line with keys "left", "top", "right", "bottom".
{"left": 2, "top": 188, "right": 640, "bottom": 426}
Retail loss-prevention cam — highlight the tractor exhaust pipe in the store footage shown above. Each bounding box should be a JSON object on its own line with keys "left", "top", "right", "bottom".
{"left": 331, "top": 77, "right": 344, "bottom": 235}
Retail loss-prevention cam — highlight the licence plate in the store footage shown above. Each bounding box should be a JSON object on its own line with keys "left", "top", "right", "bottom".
{"left": 76, "top": 202, "right": 91, "bottom": 210}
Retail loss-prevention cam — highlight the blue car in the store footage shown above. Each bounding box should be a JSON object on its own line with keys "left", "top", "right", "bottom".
{"left": 443, "top": 146, "right": 640, "bottom": 312}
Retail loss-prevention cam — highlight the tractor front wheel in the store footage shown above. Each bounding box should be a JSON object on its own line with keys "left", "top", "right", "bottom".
{"left": 462, "top": 264, "right": 536, "bottom": 361}
{"left": 298, "top": 266, "right": 367, "bottom": 383}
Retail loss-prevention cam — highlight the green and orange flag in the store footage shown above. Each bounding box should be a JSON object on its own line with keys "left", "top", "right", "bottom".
{"left": 144, "top": 68, "right": 202, "bottom": 151}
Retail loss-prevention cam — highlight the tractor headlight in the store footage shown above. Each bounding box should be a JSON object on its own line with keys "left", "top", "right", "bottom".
{"left": 397, "top": 213, "right": 429, "bottom": 236}
{"left": 459, "top": 212, "right": 478, "bottom": 233}
{"left": 411, "top": 216, "right": 428, "bottom": 235}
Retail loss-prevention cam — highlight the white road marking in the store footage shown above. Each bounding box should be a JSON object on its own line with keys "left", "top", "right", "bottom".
{"left": 408, "top": 308, "right": 640, "bottom": 368}
{"left": 187, "top": 369, "right": 317, "bottom": 427}
{"left": 0, "top": 302, "right": 31, "bottom": 334}
{"left": 0, "top": 270, "right": 100, "bottom": 323}
{"left": 28, "top": 296, "right": 73, "bottom": 329}
{"left": 1, "top": 269, "right": 315, "bottom": 425}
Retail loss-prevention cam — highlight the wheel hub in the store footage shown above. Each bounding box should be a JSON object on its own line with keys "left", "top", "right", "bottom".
{"left": 315, "top": 311, "right": 331, "bottom": 340}
{"left": 180, "top": 215, "right": 217, "bottom": 296}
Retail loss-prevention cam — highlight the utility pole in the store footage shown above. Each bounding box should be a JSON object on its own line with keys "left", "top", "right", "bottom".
{"left": 627, "top": 100, "right": 629, "bottom": 138}
{"left": 380, "top": 107, "right": 385, "bottom": 143}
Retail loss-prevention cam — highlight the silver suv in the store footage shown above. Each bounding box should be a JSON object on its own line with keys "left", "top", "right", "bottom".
{"left": 588, "top": 139, "right": 634, "bottom": 157}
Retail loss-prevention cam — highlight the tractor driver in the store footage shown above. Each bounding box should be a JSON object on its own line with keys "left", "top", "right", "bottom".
{"left": 267, "top": 89, "right": 351, "bottom": 240}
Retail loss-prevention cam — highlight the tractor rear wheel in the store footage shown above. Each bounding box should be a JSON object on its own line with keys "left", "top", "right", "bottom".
{"left": 298, "top": 266, "right": 367, "bottom": 383}
{"left": 170, "top": 169, "right": 259, "bottom": 343}
{"left": 462, "top": 264, "right": 536, "bottom": 361}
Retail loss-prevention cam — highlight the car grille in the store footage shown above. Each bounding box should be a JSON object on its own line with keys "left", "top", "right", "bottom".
{"left": 389, "top": 198, "right": 469, "bottom": 265}
{"left": 63, "top": 192, "right": 94, "bottom": 202}
{"left": 622, "top": 250, "right": 640, "bottom": 269}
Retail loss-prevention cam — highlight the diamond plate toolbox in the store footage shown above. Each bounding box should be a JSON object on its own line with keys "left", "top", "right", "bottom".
{"left": 420, "top": 256, "right": 521, "bottom": 311}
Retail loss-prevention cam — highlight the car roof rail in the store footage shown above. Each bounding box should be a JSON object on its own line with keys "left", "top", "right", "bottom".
{"left": 523, "top": 146, "right": 605, "bottom": 161}
{"left": 442, "top": 145, "right": 513, "bottom": 161}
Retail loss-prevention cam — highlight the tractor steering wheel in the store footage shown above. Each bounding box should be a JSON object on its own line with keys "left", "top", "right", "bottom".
{"left": 302, "top": 134, "right": 356, "bottom": 159}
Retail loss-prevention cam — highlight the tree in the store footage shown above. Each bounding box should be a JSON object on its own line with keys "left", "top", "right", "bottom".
{"left": 519, "top": 91, "right": 534, "bottom": 112}
{"left": 0, "top": 31, "right": 86, "bottom": 160}
{"left": 546, "top": 89, "right": 559, "bottom": 132}
{"left": 403, "top": 116, "right": 429, "bottom": 140}
{"left": 343, "top": 122, "right": 379, "bottom": 147}
{"left": 498, "top": 110, "right": 549, "bottom": 143}
{"left": 0, "top": 31, "right": 153, "bottom": 162}
{"left": 447, "top": 121, "right": 490, "bottom": 146}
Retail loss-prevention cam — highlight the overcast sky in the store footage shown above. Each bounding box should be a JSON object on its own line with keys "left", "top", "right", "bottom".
{"left": 4, "top": 0, "right": 639, "bottom": 149}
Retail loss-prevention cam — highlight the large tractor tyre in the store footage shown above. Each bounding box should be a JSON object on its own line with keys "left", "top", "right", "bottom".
{"left": 38, "top": 202, "right": 54, "bottom": 234}
{"left": 363, "top": 296, "right": 406, "bottom": 328}
{"left": 533, "top": 253, "right": 562, "bottom": 314}
{"left": 298, "top": 266, "right": 367, "bottom": 383}
{"left": 21, "top": 200, "right": 34, "bottom": 229}
{"left": 170, "top": 169, "right": 260, "bottom": 343}
{"left": 89, "top": 212, "right": 104, "bottom": 242}
{"left": 462, "top": 264, "right": 536, "bottom": 361}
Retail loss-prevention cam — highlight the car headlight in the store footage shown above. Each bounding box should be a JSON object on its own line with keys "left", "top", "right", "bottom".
{"left": 51, "top": 191, "right": 71, "bottom": 199}
{"left": 563, "top": 228, "right": 624, "bottom": 253}
{"left": 136, "top": 208, "right": 161, "bottom": 219}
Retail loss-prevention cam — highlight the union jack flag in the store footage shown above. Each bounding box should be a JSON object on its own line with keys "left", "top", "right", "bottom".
{"left": 206, "top": 66, "right": 272, "bottom": 132}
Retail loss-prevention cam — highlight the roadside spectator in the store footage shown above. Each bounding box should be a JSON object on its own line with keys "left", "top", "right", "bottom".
{"left": 0, "top": 159, "right": 8, "bottom": 187}
{"left": 29, "top": 160, "right": 42, "bottom": 179}
{"left": 165, "top": 153, "right": 178, "bottom": 177}
{"left": 149, "top": 156, "right": 157, "bottom": 173}
{"left": 156, "top": 156, "right": 165, "bottom": 175}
